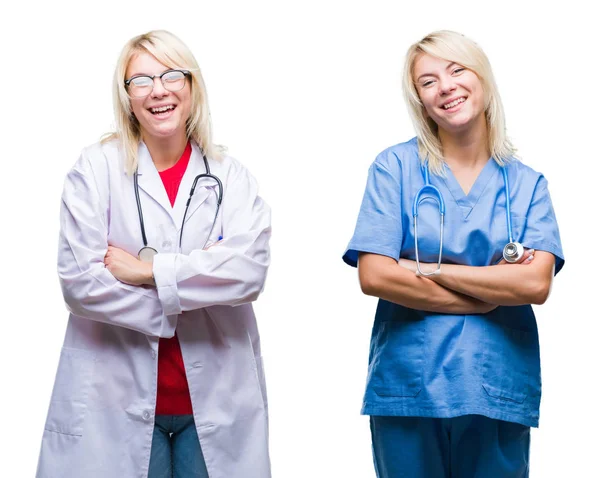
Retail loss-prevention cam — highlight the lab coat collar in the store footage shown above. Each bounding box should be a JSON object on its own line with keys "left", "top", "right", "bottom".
{"left": 172, "top": 142, "right": 213, "bottom": 233}
{"left": 135, "top": 141, "right": 212, "bottom": 231}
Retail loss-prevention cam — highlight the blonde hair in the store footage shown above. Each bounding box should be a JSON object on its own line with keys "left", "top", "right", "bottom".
{"left": 103, "top": 30, "right": 223, "bottom": 174}
{"left": 402, "top": 30, "right": 516, "bottom": 175}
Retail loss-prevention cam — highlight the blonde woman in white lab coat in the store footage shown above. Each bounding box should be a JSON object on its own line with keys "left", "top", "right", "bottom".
{"left": 36, "top": 30, "right": 271, "bottom": 478}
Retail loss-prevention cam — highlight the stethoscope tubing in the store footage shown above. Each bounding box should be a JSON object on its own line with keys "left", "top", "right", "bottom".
{"left": 178, "top": 166, "right": 223, "bottom": 251}
{"left": 135, "top": 154, "right": 223, "bottom": 258}
{"left": 412, "top": 162, "right": 520, "bottom": 272}
{"left": 134, "top": 170, "right": 150, "bottom": 248}
{"left": 412, "top": 167, "right": 445, "bottom": 276}
{"left": 502, "top": 167, "right": 514, "bottom": 243}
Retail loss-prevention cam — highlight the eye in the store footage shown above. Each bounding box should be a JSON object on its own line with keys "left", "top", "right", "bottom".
{"left": 162, "top": 70, "right": 185, "bottom": 83}
{"left": 452, "top": 67, "right": 465, "bottom": 75}
{"left": 421, "top": 79, "right": 435, "bottom": 88}
{"left": 130, "top": 76, "right": 153, "bottom": 87}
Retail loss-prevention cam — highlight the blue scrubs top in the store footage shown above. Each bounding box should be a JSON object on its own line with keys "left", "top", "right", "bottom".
{"left": 343, "top": 138, "right": 564, "bottom": 427}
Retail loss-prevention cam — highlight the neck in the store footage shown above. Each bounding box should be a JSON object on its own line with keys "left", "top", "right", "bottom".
{"left": 438, "top": 114, "right": 490, "bottom": 170}
{"left": 143, "top": 131, "right": 188, "bottom": 172}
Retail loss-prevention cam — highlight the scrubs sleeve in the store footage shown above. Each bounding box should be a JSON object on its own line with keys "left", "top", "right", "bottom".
{"left": 343, "top": 158, "right": 402, "bottom": 268}
{"left": 521, "top": 176, "right": 565, "bottom": 274}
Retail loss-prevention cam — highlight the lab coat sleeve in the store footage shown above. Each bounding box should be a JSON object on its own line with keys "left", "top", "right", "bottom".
{"left": 342, "top": 155, "right": 403, "bottom": 268}
{"left": 520, "top": 175, "right": 565, "bottom": 274}
{"left": 152, "top": 161, "right": 271, "bottom": 314}
{"left": 58, "top": 152, "right": 176, "bottom": 338}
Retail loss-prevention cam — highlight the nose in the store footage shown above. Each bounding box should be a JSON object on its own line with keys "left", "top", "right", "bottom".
{"left": 150, "top": 77, "right": 169, "bottom": 98}
{"left": 438, "top": 74, "right": 457, "bottom": 95}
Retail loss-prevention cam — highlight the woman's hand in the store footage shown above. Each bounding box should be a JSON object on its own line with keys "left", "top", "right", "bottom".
{"left": 425, "top": 249, "right": 554, "bottom": 306}
{"left": 497, "top": 248, "right": 535, "bottom": 266}
{"left": 104, "top": 246, "right": 154, "bottom": 286}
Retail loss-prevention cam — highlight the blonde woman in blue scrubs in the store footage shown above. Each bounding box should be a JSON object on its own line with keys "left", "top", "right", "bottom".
{"left": 343, "top": 31, "right": 564, "bottom": 477}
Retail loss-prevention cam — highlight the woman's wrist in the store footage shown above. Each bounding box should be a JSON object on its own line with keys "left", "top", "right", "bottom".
{"left": 143, "top": 262, "right": 156, "bottom": 287}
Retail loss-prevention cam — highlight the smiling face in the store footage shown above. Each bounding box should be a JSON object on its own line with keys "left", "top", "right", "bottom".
{"left": 413, "top": 53, "right": 486, "bottom": 136}
{"left": 125, "top": 52, "right": 192, "bottom": 142}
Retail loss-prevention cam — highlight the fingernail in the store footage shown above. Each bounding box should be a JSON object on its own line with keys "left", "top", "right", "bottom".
{"left": 527, "top": 255, "right": 534, "bottom": 261}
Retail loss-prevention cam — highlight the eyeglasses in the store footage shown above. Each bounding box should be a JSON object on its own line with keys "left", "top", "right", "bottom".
{"left": 124, "top": 69, "right": 190, "bottom": 98}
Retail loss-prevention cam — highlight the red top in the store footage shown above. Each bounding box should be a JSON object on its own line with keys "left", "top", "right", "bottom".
{"left": 155, "top": 142, "right": 193, "bottom": 416}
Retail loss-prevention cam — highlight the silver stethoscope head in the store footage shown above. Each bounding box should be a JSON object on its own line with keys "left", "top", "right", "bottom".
{"left": 503, "top": 241, "right": 524, "bottom": 263}
{"left": 501, "top": 166, "right": 524, "bottom": 263}
{"left": 138, "top": 246, "right": 158, "bottom": 263}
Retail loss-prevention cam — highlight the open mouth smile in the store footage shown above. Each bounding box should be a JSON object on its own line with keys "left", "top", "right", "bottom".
{"left": 441, "top": 97, "right": 466, "bottom": 110}
{"left": 148, "top": 104, "right": 176, "bottom": 116}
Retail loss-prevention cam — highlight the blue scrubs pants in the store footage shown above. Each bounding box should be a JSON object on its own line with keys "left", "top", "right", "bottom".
{"left": 148, "top": 415, "right": 209, "bottom": 478}
{"left": 370, "top": 415, "right": 530, "bottom": 478}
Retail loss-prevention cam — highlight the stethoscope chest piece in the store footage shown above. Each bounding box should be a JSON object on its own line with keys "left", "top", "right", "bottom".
{"left": 138, "top": 246, "right": 158, "bottom": 263}
{"left": 502, "top": 241, "right": 524, "bottom": 263}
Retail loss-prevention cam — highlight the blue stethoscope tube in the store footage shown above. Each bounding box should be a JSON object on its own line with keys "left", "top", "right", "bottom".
{"left": 412, "top": 164, "right": 523, "bottom": 276}
{"left": 134, "top": 154, "right": 223, "bottom": 263}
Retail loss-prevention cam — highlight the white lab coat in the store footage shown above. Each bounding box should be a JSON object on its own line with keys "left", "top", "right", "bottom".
{"left": 36, "top": 140, "right": 272, "bottom": 478}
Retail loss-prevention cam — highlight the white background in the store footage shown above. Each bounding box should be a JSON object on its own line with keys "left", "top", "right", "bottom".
{"left": 1, "top": 1, "right": 596, "bottom": 476}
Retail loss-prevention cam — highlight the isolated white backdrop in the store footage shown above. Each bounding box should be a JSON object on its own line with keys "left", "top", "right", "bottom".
{"left": 1, "top": 1, "right": 596, "bottom": 476}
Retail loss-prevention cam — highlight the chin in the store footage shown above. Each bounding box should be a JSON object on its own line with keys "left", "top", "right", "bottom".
{"left": 145, "top": 123, "right": 182, "bottom": 138}
{"left": 442, "top": 114, "right": 479, "bottom": 133}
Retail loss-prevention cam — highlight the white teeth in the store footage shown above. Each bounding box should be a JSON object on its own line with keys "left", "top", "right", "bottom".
{"left": 443, "top": 98, "right": 465, "bottom": 109}
{"left": 150, "top": 105, "right": 175, "bottom": 113}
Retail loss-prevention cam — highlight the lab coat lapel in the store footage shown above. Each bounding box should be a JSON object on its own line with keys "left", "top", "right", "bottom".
{"left": 136, "top": 143, "right": 174, "bottom": 223}
{"left": 171, "top": 143, "right": 212, "bottom": 235}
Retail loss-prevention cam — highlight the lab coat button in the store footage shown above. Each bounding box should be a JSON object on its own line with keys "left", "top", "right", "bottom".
{"left": 142, "top": 410, "right": 151, "bottom": 421}
{"left": 151, "top": 350, "right": 157, "bottom": 359}
{"left": 162, "top": 240, "right": 172, "bottom": 248}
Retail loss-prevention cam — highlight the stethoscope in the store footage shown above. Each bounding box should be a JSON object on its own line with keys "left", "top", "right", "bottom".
{"left": 134, "top": 154, "right": 223, "bottom": 262}
{"left": 413, "top": 164, "right": 523, "bottom": 276}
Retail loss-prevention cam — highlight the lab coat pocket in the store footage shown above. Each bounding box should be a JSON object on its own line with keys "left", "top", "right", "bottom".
{"left": 372, "top": 319, "right": 424, "bottom": 397}
{"left": 482, "top": 322, "right": 540, "bottom": 404}
{"left": 44, "top": 347, "right": 96, "bottom": 437}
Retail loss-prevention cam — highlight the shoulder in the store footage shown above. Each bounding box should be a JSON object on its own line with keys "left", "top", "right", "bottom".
{"left": 504, "top": 157, "right": 547, "bottom": 189}
{"left": 372, "top": 137, "right": 420, "bottom": 174}
{"left": 73, "top": 138, "right": 124, "bottom": 176}
{"left": 64, "top": 139, "right": 125, "bottom": 194}
{"left": 208, "top": 151, "right": 259, "bottom": 186}
{"left": 214, "top": 153, "right": 245, "bottom": 172}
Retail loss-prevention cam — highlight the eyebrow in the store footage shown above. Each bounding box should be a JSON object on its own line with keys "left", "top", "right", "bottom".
{"left": 127, "top": 68, "right": 173, "bottom": 78}
{"left": 416, "top": 62, "right": 459, "bottom": 82}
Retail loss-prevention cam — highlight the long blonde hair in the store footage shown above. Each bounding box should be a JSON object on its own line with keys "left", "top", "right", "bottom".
{"left": 402, "top": 30, "right": 516, "bottom": 175}
{"left": 103, "top": 30, "right": 223, "bottom": 174}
